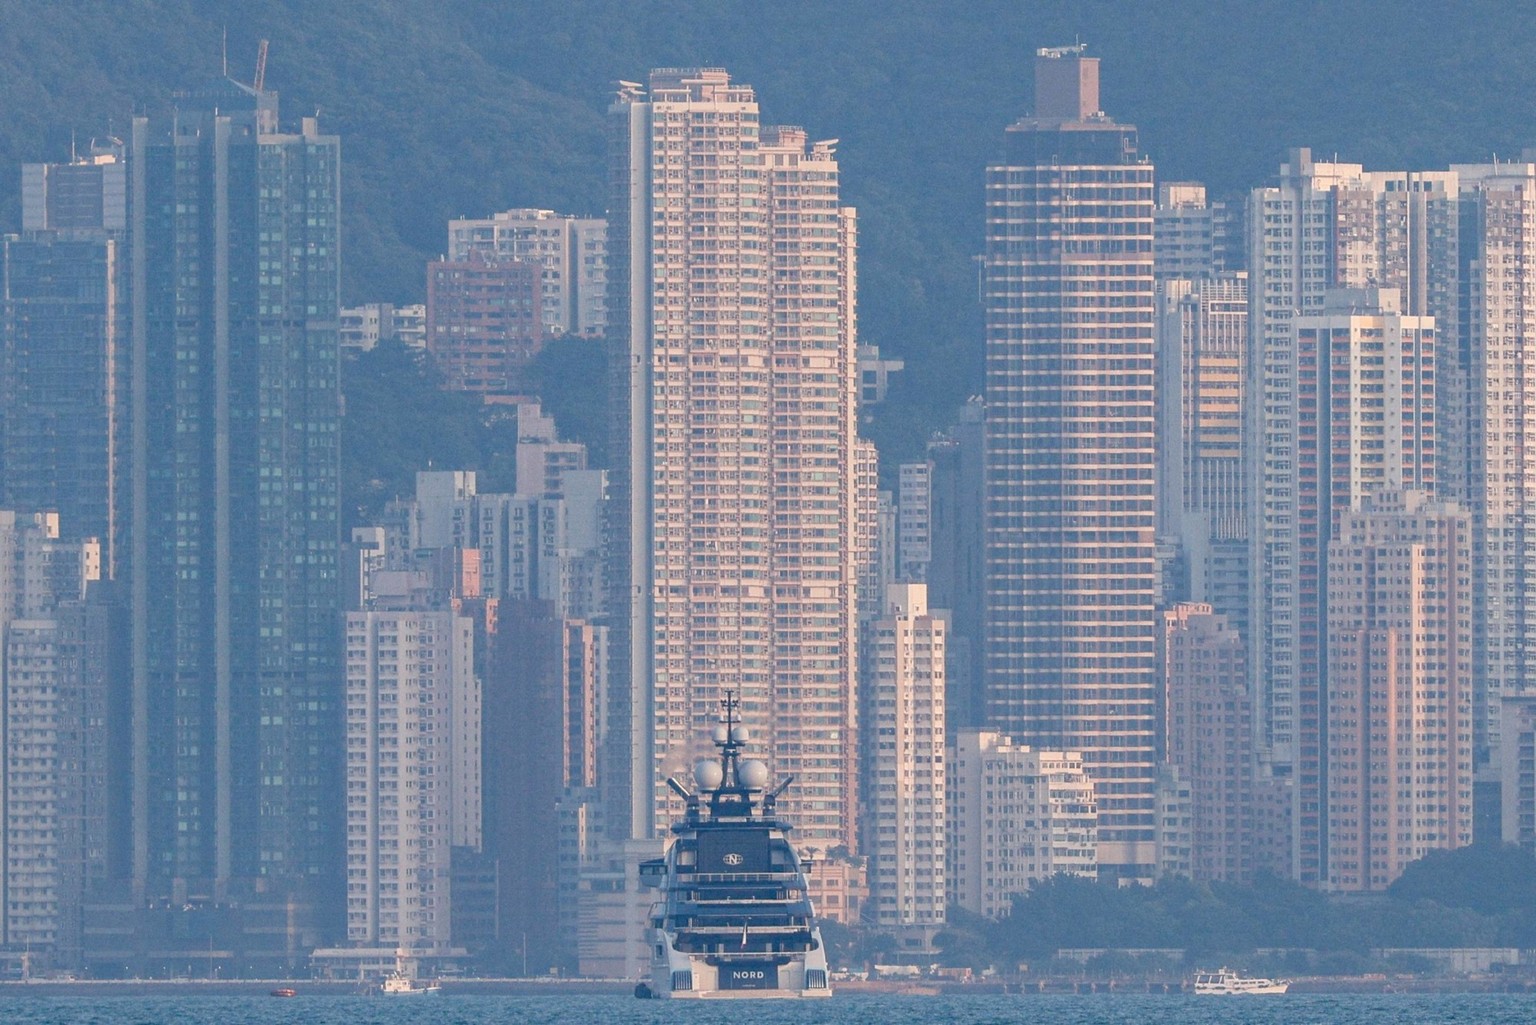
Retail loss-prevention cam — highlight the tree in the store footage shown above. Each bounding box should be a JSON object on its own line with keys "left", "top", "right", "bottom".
{"left": 341, "top": 338, "right": 489, "bottom": 526}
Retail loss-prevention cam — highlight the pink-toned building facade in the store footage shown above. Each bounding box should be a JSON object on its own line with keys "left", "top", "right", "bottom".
{"left": 1158, "top": 602, "right": 1254, "bottom": 882}
{"left": 1325, "top": 491, "right": 1472, "bottom": 891}
{"left": 426, "top": 252, "right": 543, "bottom": 394}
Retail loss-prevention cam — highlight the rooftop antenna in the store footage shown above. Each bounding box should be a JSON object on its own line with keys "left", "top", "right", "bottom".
{"left": 254, "top": 39, "right": 269, "bottom": 92}
{"left": 221, "top": 26, "right": 227, "bottom": 79}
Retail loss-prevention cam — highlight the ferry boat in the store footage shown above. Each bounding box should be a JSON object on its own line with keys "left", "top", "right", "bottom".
{"left": 1193, "top": 968, "right": 1288, "bottom": 994}
{"left": 637, "top": 693, "right": 832, "bottom": 999}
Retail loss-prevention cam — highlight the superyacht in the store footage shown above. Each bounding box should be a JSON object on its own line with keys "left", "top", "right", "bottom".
{"left": 637, "top": 693, "right": 832, "bottom": 998}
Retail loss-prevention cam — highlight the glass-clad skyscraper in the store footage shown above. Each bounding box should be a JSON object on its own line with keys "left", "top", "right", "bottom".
{"left": 124, "top": 78, "right": 341, "bottom": 957}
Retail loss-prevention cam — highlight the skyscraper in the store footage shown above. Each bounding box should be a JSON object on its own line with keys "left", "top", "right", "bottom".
{"left": 896, "top": 461, "right": 932, "bottom": 583}
{"left": 1453, "top": 161, "right": 1536, "bottom": 790}
{"left": 981, "top": 46, "right": 1158, "bottom": 879}
{"left": 1152, "top": 182, "right": 1242, "bottom": 282}
{"left": 0, "top": 512, "right": 112, "bottom": 967}
{"left": 1246, "top": 153, "right": 1458, "bottom": 797}
{"left": 2, "top": 146, "right": 126, "bottom": 574}
{"left": 484, "top": 602, "right": 603, "bottom": 972}
{"left": 1326, "top": 491, "right": 1472, "bottom": 891}
{"left": 1156, "top": 272, "right": 1250, "bottom": 636}
{"left": 1158, "top": 602, "right": 1254, "bottom": 883}
{"left": 1284, "top": 287, "right": 1436, "bottom": 883}
{"left": 1157, "top": 275, "right": 1248, "bottom": 542}
{"left": 120, "top": 78, "right": 342, "bottom": 960}
{"left": 926, "top": 399, "right": 985, "bottom": 731}
{"left": 861, "top": 584, "right": 946, "bottom": 934}
{"left": 608, "top": 69, "right": 860, "bottom": 851}
{"left": 344, "top": 603, "right": 478, "bottom": 951}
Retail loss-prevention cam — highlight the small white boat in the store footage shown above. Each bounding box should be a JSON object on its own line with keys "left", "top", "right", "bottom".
{"left": 379, "top": 950, "right": 442, "bottom": 995}
{"left": 381, "top": 971, "right": 441, "bottom": 995}
{"left": 1193, "top": 968, "right": 1288, "bottom": 994}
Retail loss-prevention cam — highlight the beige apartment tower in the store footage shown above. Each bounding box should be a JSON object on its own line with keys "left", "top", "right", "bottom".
{"left": 608, "top": 69, "right": 860, "bottom": 850}
{"left": 1453, "top": 161, "right": 1536, "bottom": 783}
{"left": 1288, "top": 287, "right": 1437, "bottom": 883}
{"left": 1245, "top": 155, "right": 1458, "bottom": 872}
{"left": 863, "top": 584, "right": 946, "bottom": 931}
{"left": 447, "top": 208, "right": 608, "bottom": 338}
{"left": 344, "top": 608, "right": 479, "bottom": 951}
{"left": 947, "top": 730, "right": 1097, "bottom": 919}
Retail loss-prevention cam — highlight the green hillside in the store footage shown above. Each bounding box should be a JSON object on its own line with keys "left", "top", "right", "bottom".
{"left": 5, "top": 1, "right": 1536, "bottom": 457}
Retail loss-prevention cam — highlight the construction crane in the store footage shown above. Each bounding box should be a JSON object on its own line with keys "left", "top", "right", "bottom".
{"left": 253, "top": 39, "right": 269, "bottom": 92}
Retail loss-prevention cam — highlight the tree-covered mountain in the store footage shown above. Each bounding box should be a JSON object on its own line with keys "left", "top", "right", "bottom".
{"left": 6, "top": 1, "right": 1536, "bottom": 455}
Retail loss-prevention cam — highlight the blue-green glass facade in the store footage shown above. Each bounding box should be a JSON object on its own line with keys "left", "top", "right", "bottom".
{"left": 127, "top": 79, "right": 341, "bottom": 946}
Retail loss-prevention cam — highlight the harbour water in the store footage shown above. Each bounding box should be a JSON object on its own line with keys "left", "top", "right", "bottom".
{"left": 0, "top": 993, "right": 1534, "bottom": 1025}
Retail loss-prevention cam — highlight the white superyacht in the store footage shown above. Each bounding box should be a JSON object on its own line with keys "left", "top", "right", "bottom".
{"left": 637, "top": 694, "right": 832, "bottom": 999}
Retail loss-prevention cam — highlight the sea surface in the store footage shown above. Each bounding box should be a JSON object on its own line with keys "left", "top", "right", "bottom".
{"left": 0, "top": 993, "right": 1533, "bottom": 1025}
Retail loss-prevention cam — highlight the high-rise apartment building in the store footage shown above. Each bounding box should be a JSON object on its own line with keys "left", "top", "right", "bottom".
{"left": 862, "top": 584, "right": 946, "bottom": 932}
{"left": 2, "top": 148, "right": 125, "bottom": 574}
{"left": 426, "top": 252, "right": 543, "bottom": 394}
{"left": 608, "top": 69, "right": 860, "bottom": 850}
{"left": 1246, "top": 153, "right": 1458, "bottom": 800}
{"left": 1158, "top": 603, "right": 1254, "bottom": 883}
{"left": 120, "top": 78, "right": 342, "bottom": 959}
{"left": 1153, "top": 182, "right": 1242, "bottom": 282}
{"left": 1326, "top": 491, "right": 1472, "bottom": 891}
{"left": 947, "top": 730, "right": 1097, "bottom": 919}
{"left": 981, "top": 46, "right": 1157, "bottom": 878}
{"left": 405, "top": 463, "right": 606, "bottom": 622}
{"left": 896, "top": 462, "right": 932, "bottom": 583}
{"left": 484, "top": 602, "right": 604, "bottom": 972}
{"left": 1157, "top": 274, "right": 1249, "bottom": 541}
{"left": 448, "top": 208, "right": 608, "bottom": 337}
{"left": 853, "top": 438, "right": 886, "bottom": 629}
{"left": 354, "top": 467, "right": 611, "bottom": 965}
{"left": 0, "top": 513, "right": 112, "bottom": 967}
{"left": 1453, "top": 162, "right": 1536, "bottom": 785}
{"left": 1156, "top": 273, "right": 1250, "bottom": 636}
{"left": 344, "top": 605, "right": 478, "bottom": 951}
{"left": 20, "top": 144, "right": 127, "bottom": 233}
{"left": 2, "top": 601, "right": 117, "bottom": 968}
{"left": 1246, "top": 151, "right": 1536, "bottom": 852}
{"left": 1284, "top": 287, "right": 1436, "bottom": 882}
{"left": 1, "top": 512, "right": 100, "bottom": 620}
